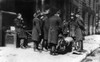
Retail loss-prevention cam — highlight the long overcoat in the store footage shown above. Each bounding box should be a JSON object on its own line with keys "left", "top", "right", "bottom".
{"left": 43, "top": 16, "right": 49, "bottom": 40}
{"left": 32, "top": 18, "right": 41, "bottom": 41}
{"left": 14, "top": 18, "right": 27, "bottom": 39}
{"left": 48, "top": 15, "right": 62, "bottom": 44}
{"left": 17, "top": 28, "right": 27, "bottom": 39}
{"left": 75, "top": 17, "right": 85, "bottom": 41}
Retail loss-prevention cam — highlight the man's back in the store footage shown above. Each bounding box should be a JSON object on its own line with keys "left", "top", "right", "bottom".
{"left": 49, "top": 15, "right": 62, "bottom": 28}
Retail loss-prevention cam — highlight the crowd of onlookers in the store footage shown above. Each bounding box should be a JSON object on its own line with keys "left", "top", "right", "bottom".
{"left": 14, "top": 7, "right": 85, "bottom": 55}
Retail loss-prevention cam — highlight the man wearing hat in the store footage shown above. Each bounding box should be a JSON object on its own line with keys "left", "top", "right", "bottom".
{"left": 73, "top": 13, "right": 85, "bottom": 54}
{"left": 48, "top": 7, "right": 62, "bottom": 55}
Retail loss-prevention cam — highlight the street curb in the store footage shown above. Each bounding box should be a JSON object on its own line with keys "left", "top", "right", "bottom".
{"left": 80, "top": 47, "right": 100, "bottom": 62}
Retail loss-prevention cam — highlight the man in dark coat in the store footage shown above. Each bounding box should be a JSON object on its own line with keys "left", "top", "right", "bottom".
{"left": 14, "top": 13, "right": 25, "bottom": 48}
{"left": 74, "top": 14, "right": 85, "bottom": 53}
{"left": 41, "top": 15, "right": 49, "bottom": 50}
{"left": 42, "top": 9, "right": 50, "bottom": 50}
{"left": 32, "top": 16, "right": 41, "bottom": 51}
{"left": 48, "top": 10, "right": 62, "bottom": 55}
{"left": 36, "top": 9, "right": 50, "bottom": 51}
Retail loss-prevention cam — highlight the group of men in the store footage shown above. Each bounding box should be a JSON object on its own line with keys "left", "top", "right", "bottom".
{"left": 14, "top": 7, "right": 85, "bottom": 55}
{"left": 32, "top": 7, "right": 85, "bottom": 55}
{"left": 32, "top": 7, "right": 62, "bottom": 55}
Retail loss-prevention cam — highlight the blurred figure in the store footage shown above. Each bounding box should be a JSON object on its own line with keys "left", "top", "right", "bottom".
{"left": 18, "top": 27, "right": 27, "bottom": 49}
{"left": 41, "top": 9, "right": 50, "bottom": 51}
{"left": 14, "top": 13, "right": 23, "bottom": 28}
{"left": 73, "top": 13, "right": 85, "bottom": 54}
{"left": 32, "top": 14, "right": 41, "bottom": 52}
{"left": 14, "top": 13, "right": 27, "bottom": 48}
{"left": 62, "top": 20, "right": 70, "bottom": 37}
{"left": 69, "top": 19, "right": 76, "bottom": 38}
{"left": 14, "top": 13, "right": 23, "bottom": 48}
{"left": 48, "top": 8, "right": 62, "bottom": 55}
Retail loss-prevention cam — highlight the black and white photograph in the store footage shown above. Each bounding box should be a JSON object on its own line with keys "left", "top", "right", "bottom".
{"left": 0, "top": 0, "right": 100, "bottom": 62}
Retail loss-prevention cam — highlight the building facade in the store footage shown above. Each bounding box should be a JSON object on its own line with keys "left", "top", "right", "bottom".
{"left": 95, "top": 0, "right": 100, "bottom": 34}
{"left": 34, "top": 0, "right": 99, "bottom": 35}
{"left": 71, "top": 0, "right": 97, "bottom": 35}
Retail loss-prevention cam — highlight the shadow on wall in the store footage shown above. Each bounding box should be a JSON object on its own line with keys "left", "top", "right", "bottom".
{"left": 2, "top": 13, "right": 17, "bottom": 27}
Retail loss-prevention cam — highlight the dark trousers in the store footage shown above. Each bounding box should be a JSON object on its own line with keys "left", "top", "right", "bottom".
{"left": 79, "top": 40, "right": 83, "bottom": 51}
{"left": 21, "top": 38, "right": 27, "bottom": 47}
{"left": 24, "top": 38, "right": 28, "bottom": 47}
{"left": 33, "top": 40, "right": 39, "bottom": 50}
{"left": 42, "top": 39, "right": 48, "bottom": 49}
{"left": 16, "top": 35, "right": 20, "bottom": 48}
{"left": 16, "top": 36, "right": 27, "bottom": 48}
{"left": 49, "top": 43, "right": 57, "bottom": 53}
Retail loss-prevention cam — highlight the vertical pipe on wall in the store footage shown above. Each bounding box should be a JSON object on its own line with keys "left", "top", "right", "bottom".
{"left": 63, "top": 0, "right": 66, "bottom": 20}
{"left": 0, "top": 11, "right": 2, "bottom": 46}
{"left": 41, "top": 0, "right": 44, "bottom": 12}
{"left": 78, "top": 0, "right": 82, "bottom": 17}
{"left": 85, "top": 12, "right": 88, "bottom": 35}
{"left": 36, "top": 0, "right": 38, "bottom": 12}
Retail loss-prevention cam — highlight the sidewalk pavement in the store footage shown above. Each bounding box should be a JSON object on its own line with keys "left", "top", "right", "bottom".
{"left": 84, "top": 35, "right": 100, "bottom": 54}
{"left": 0, "top": 35, "right": 100, "bottom": 62}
